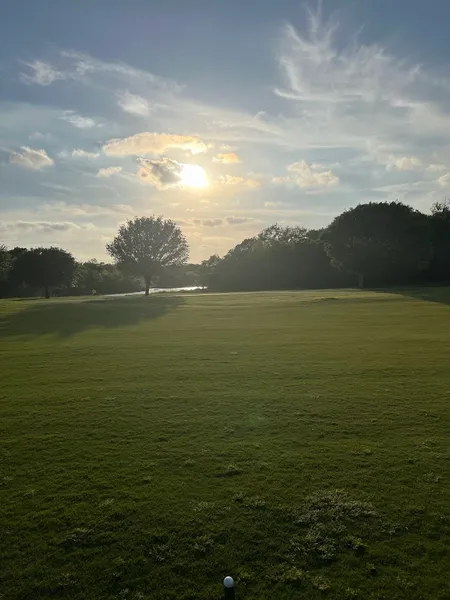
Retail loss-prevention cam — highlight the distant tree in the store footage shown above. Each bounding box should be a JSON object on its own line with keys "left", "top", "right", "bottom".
{"left": 11, "top": 247, "right": 76, "bottom": 298}
{"left": 9, "top": 247, "right": 28, "bottom": 260}
{"left": 0, "top": 245, "right": 11, "bottom": 279}
{"left": 429, "top": 200, "right": 450, "bottom": 281}
{"left": 324, "top": 202, "right": 432, "bottom": 287}
{"left": 106, "top": 216, "right": 189, "bottom": 295}
{"left": 72, "top": 260, "right": 142, "bottom": 295}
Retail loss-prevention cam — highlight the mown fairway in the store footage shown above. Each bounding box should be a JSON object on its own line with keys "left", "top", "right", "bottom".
{"left": 1, "top": 289, "right": 449, "bottom": 600}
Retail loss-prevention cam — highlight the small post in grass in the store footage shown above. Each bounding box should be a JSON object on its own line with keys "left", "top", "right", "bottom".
{"left": 223, "top": 576, "right": 235, "bottom": 599}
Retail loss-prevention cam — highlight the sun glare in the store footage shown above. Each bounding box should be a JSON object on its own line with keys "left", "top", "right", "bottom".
{"left": 181, "top": 164, "right": 208, "bottom": 188}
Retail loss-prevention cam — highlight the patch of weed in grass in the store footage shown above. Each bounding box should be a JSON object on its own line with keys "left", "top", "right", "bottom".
{"left": 192, "top": 500, "right": 216, "bottom": 512}
{"left": 290, "top": 490, "right": 377, "bottom": 565}
{"left": 269, "top": 564, "right": 306, "bottom": 586}
{"left": 192, "top": 535, "right": 215, "bottom": 555}
{"left": 60, "top": 528, "right": 91, "bottom": 548}
{"left": 233, "top": 492, "right": 245, "bottom": 503}
{"left": 244, "top": 495, "right": 267, "bottom": 509}
{"left": 423, "top": 472, "right": 442, "bottom": 483}
{"left": 215, "top": 464, "right": 243, "bottom": 477}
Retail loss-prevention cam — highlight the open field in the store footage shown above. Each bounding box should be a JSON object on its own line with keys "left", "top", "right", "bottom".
{"left": 1, "top": 289, "right": 449, "bottom": 600}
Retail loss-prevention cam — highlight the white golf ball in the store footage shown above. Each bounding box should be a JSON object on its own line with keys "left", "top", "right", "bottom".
{"left": 224, "top": 576, "right": 234, "bottom": 588}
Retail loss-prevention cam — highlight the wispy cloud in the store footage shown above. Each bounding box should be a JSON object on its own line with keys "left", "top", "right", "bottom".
{"left": 213, "top": 152, "right": 241, "bottom": 164}
{"left": 72, "top": 149, "right": 100, "bottom": 159}
{"left": 116, "top": 90, "right": 151, "bottom": 116}
{"left": 29, "top": 131, "right": 54, "bottom": 142}
{"left": 273, "top": 161, "right": 339, "bottom": 188}
{"left": 96, "top": 166, "right": 122, "bottom": 178}
{"left": 186, "top": 216, "right": 255, "bottom": 228}
{"left": 427, "top": 164, "right": 447, "bottom": 172}
{"left": 41, "top": 201, "right": 134, "bottom": 218}
{"left": 275, "top": 5, "right": 450, "bottom": 173}
{"left": 20, "top": 60, "right": 65, "bottom": 85}
{"left": 9, "top": 147, "right": 54, "bottom": 170}
{"left": 60, "top": 111, "right": 97, "bottom": 129}
{"left": 224, "top": 216, "right": 253, "bottom": 224}
{"left": 0, "top": 220, "right": 84, "bottom": 233}
{"left": 216, "top": 175, "right": 260, "bottom": 189}
{"left": 60, "top": 50, "right": 182, "bottom": 93}
{"left": 103, "top": 132, "right": 207, "bottom": 156}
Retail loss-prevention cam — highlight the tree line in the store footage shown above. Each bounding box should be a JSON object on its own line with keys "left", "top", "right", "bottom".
{"left": 1, "top": 201, "right": 449, "bottom": 298}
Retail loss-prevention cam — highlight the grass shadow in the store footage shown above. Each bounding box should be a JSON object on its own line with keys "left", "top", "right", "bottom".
{"left": 370, "top": 285, "right": 450, "bottom": 307}
{"left": 0, "top": 295, "right": 186, "bottom": 338}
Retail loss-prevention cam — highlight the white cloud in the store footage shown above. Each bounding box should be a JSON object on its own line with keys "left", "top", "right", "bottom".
{"left": 20, "top": 60, "right": 65, "bottom": 85}
{"left": 96, "top": 166, "right": 122, "bottom": 178}
{"left": 103, "top": 132, "right": 208, "bottom": 156}
{"left": 60, "top": 111, "right": 97, "bottom": 129}
{"left": 116, "top": 90, "right": 151, "bottom": 116}
{"left": 386, "top": 156, "right": 422, "bottom": 171}
{"left": 427, "top": 163, "right": 447, "bottom": 172}
{"left": 438, "top": 173, "right": 450, "bottom": 187}
{"left": 72, "top": 149, "right": 100, "bottom": 159}
{"left": 273, "top": 161, "right": 339, "bottom": 188}
{"left": 213, "top": 152, "right": 241, "bottom": 164}
{"left": 9, "top": 147, "right": 54, "bottom": 170}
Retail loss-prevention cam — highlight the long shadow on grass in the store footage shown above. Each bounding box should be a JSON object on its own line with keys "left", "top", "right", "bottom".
{"left": 0, "top": 295, "right": 185, "bottom": 338}
{"left": 370, "top": 285, "right": 450, "bottom": 307}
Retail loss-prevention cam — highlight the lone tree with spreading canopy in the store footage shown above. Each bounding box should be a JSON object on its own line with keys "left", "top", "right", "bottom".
{"left": 106, "top": 216, "right": 189, "bottom": 295}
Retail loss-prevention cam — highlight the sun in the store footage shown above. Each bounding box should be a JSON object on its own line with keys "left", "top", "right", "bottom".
{"left": 180, "top": 164, "right": 208, "bottom": 188}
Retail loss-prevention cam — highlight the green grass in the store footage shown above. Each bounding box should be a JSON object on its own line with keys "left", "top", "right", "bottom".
{"left": 1, "top": 289, "right": 449, "bottom": 600}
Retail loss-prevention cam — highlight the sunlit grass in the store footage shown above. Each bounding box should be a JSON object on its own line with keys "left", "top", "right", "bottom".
{"left": 0, "top": 289, "right": 449, "bottom": 599}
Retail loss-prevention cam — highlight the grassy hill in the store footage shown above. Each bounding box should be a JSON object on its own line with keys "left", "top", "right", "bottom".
{"left": 1, "top": 289, "right": 449, "bottom": 599}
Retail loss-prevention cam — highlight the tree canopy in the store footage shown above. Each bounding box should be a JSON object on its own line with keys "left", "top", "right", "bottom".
{"left": 323, "top": 202, "right": 432, "bottom": 288}
{"left": 11, "top": 247, "right": 76, "bottom": 298}
{"left": 106, "top": 216, "right": 189, "bottom": 295}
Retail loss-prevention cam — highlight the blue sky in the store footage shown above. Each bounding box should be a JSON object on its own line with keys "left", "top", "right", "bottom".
{"left": 2, "top": 0, "right": 450, "bottom": 262}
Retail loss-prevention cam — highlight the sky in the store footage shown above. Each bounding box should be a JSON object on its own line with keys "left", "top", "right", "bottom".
{"left": 2, "top": 0, "right": 450, "bottom": 263}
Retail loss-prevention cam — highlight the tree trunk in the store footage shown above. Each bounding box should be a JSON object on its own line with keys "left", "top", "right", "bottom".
{"left": 44, "top": 285, "right": 50, "bottom": 299}
{"left": 144, "top": 275, "right": 151, "bottom": 296}
{"left": 357, "top": 273, "right": 364, "bottom": 289}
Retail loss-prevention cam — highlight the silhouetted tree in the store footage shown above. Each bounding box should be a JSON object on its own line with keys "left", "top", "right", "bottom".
{"left": 72, "top": 260, "right": 142, "bottom": 295}
{"left": 0, "top": 245, "right": 10, "bottom": 278}
{"left": 323, "top": 202, "right": 432, "bottom": 287}
{"left": 201, "top": 224, "right": 349, "bottom": 291}
{"left": 11, "top": 247, "right": 76, "bottom": 298}
{"left": 106, "top": 216, "right": 189, "bottom": 295}
{"left": 429, "top": 201, "right": 450, "bottom": 282}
